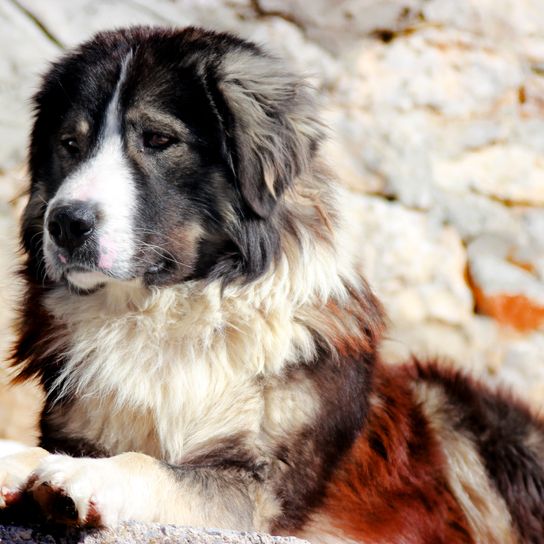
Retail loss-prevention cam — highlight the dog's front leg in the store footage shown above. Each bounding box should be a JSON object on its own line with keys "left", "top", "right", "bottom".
{"left": 28, "top": 452, "right": 263, "bottom": 529}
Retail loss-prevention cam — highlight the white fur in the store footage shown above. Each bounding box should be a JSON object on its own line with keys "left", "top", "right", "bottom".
{"left": 0, "top": 454, "right": 33, "bottom": 501}
{"left": 413, "top": 382, "right": 517, "bottom": 544}
{"left": 44, "top": 54, "right": 136, "bottom": 289}
{"left": 30, "top": 451, "right": 261, "bottom": 529}
{"left": 31, "top": 453, "right": 174, "bottom": 525}
{"left": 0, "top": 440, "right": 27, "bottom": 457}
{"left": 0, "top": 446, "right": 48, "bottom": 507}
{"left": 298, "top": 515, "right": 363, "bottom": 544}
{"left": 32, "top": 454, "right": 133, "bottom": 525}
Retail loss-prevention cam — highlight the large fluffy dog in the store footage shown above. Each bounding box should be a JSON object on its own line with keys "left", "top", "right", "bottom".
{"left": 1, "top": 26, "right": 543, "bottom": 543}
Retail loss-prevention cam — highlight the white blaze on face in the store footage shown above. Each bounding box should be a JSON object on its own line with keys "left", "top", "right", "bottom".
{"left": 44, "top": 54, "right": 137, "bottom": 289}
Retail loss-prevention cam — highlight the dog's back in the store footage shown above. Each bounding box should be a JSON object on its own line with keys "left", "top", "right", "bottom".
{"left": 305, "top": 361, "right": 544, "bottom": 543}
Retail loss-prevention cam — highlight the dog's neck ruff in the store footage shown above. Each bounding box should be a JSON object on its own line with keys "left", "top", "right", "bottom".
{"left": 44, "top": 201, "right": 365, "bottom": 406}
{"left": 37, "top": 202, "right": 375, "bottom": 462}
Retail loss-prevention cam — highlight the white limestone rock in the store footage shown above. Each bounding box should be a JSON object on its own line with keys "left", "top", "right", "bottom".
{"left": 0, "top": 2, "right": 60, "bottom": 168}
{"left": 257, "top": 0, "right": 422, "bottom": 52}
{"left": 344, "top": 192, "right": 473, "bottom": 327}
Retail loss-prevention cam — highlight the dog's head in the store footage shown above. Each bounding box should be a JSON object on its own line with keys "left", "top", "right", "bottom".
{"left": 23, "top": 26, "right": 323, "bottom": 292}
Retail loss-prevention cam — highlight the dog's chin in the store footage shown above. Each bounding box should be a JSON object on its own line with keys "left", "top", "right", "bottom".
{"left": 59, "top": 256, "right": 192, "bottom": 293}
{"left": 65, "top": 270, "right": 110, "bottom": 293}
{"left": 64, "top": 263, "right": 176, "bottom": 293}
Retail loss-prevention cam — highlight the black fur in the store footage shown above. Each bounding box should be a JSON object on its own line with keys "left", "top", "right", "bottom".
{"left": 24, "top": 26, "right": 322, "bottom": 291}
{"left": 270, "top": 349, "right": 376, "bottom": 532}
{"left": 414, "top": 362, "right": 544, "bottom": 542}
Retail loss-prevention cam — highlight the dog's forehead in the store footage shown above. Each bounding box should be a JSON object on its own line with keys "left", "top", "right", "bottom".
{"left": 45, "top": 27, "right": 261, "bottom": 135}
{"left": 71, "top": 48, "right": 202, "bottom": 122}
{"left": 42, "top": 26, "right": 257, "bottom": 119}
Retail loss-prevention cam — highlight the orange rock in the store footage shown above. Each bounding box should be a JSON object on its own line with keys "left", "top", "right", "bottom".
{"left": 506, "top": 254, "right": 536, "bottom": 274}
{"left": 472, "top": 283, "right": 544, "bottom": 332}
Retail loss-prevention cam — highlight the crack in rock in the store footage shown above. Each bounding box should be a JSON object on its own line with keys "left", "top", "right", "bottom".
{"left": 7, "top": 0, "right": 64, "bottom": 49}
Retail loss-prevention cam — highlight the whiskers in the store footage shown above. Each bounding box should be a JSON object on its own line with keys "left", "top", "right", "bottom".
{"left": 132, "top": 230, "right": 191, "bottom": 271}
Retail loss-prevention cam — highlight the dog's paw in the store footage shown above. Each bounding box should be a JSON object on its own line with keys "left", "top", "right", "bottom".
{"left": 29, "top": 455, "right": 132, "bottom": 527}
{"left": 0, "top": 447, "right": 48, "bottom": 508}
{"left": 0, "top": 459, "right": 29, "bottom": 508}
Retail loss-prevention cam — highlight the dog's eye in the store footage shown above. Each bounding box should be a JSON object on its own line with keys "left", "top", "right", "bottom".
{"left": 143, "top": 132, "right": 177, "bottom": 151}
{"left": 60, "top": 137, "right": 80, "bottom": 156}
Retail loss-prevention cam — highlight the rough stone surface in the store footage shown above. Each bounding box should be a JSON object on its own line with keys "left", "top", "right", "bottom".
{"left": 0, "top": 0, "right": 543, "bottom": 488}
{"left": 0, "top": 169, "right": 42, "bottom": 446}
{"left": 0, "top": 522, "right": 308, "bottom": 544}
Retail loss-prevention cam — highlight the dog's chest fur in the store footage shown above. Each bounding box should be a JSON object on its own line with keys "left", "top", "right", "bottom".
{"left": 43, "top": 270, "right": 322, "bottom": 463}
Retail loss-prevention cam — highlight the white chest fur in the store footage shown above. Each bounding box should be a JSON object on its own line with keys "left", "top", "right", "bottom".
{"left": 40, "top": 209, "right": 361, "bottom": 462}
{"left": 43, "top": 271, "right": 322, "bottom": 463}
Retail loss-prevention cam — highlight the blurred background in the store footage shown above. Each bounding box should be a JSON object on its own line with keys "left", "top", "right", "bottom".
{"left": 0, "top": 0, "right": 543, "bottom": 445}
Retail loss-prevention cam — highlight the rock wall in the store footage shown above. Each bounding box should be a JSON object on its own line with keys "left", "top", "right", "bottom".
{"left": 0, "top": 0, "right": 543, "bottom": 443}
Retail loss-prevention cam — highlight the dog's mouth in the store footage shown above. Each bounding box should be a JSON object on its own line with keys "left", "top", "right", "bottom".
{"left": 61, "top": 255, "right": 178, "bottom": 293}
{"left": 43, "top": 225, "right": 194, "bottom": 293}
{"left": 62, "top": 264, "right": 114, "bottom": 294}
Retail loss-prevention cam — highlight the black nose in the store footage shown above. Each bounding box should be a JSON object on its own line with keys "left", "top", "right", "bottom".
{"left": 48, "top": 203, "right": 96, "bottom": 251}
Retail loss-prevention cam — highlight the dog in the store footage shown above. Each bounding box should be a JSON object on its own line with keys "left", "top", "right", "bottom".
{"left": 1, "top": 25, "right": 543, "bottom": 543}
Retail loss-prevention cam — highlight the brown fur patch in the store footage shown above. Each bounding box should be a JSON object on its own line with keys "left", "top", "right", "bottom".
{"left": 314, "top": 363, "right": 475, "bottom": 543}
{"left": 413, "top": 379, "right": 518, "bottom": 543}
{"left": 269, "top": 349, "right": 377, "bottom": 534}
{"left": 411, "top": 361, "right": 544, "bottom": 542}
{"left": 10, "top": 278, "right": 68, "bottom": 388}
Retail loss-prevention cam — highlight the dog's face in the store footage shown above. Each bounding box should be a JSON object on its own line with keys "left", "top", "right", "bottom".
{"left": 23, "top": 27, "right": 321, "bottom": 292}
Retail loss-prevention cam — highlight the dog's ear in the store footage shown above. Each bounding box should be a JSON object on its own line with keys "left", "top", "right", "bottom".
{"left": 208, "top": 49, "right": 324, "bottom": 218}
